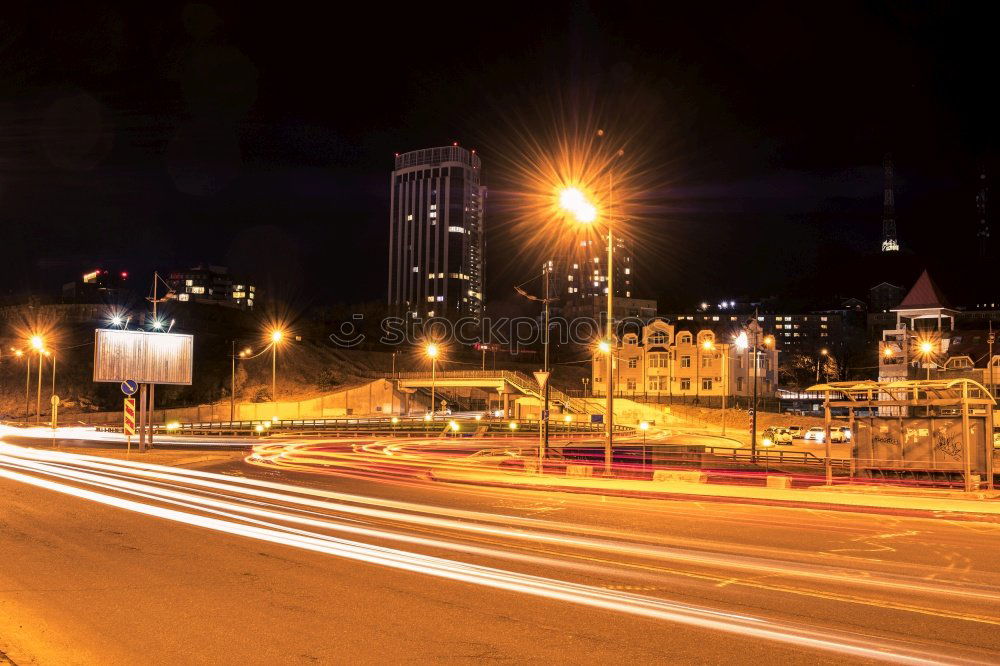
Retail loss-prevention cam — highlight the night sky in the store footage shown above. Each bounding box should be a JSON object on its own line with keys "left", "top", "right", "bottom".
{"left": 1, "top": 3, "right": 995, "bottom": 313}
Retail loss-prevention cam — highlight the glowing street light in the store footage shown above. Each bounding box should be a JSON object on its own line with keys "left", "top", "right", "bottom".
{"left": 597, "top": 340, "right": 611, "bottom": 354}
{"left": 559, "top": 170, "right": 618, "bottom": 476}
{"left": 30, "top": 335, "right": 44, "bottom": 351}
{"left": 426, "top": 343, "right": 440, "bottom": 420}
{"left": 269, "top": 329, "right": 286, "bottom": 404}
{"left": 816, "top": 347, "right": 829, "bottom": 383}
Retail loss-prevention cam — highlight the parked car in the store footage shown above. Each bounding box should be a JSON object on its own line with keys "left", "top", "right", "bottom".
{"left": 804, "top": 426, "right": 845, "bottom": 443}
{"left": 786, "top": 425, "right": 805, "bottom": 439}
{"left": 837, "top": 426, "right": 853, "bottom": 441}
{"left": 763, "top": 427, "right": 792, "bottom": 445}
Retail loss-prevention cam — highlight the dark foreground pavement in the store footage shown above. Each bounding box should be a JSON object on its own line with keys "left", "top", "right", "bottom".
{"left": 1, "top": 444, "right": 999, "bottom": 664}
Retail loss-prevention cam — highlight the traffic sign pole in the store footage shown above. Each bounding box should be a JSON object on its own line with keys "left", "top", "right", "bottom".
{"left": 123, "top": 398, "right": 136, "bottom": 455}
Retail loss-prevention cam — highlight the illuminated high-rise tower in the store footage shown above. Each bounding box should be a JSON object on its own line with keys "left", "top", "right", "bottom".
{"left": 387, "top": 145, "right": 486, "bottom": 323}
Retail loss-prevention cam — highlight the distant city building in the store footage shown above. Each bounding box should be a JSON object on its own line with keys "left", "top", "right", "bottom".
{"left": 165, "top": 265, "right": 255, "bottom": 310}
{"left": 869, "top": 281, "right": 905, "bottom": 313}
{"left": 590, "top": 319, "right": 779, "bottom": 401}
{"left": 61, "top": 268, "right": 130, "bottom": 303}
{"left": 657, "top": 304, "right": 852, "bottom": 355}
{"left": 387, "top": 145, "right": 485, "bottom": 323}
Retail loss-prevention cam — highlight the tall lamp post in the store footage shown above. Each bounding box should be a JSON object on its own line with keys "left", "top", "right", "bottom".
{"left": 816, "top": 348, "right": 828, "bottom": 383}
{"left": 425, "top": 343, "right": 439, "bottom": 419}
{"left": 30, "top": 335, "right": 44, "bottom": 424}
{"left": 270, "top": 329, "right": 284, "bottom": 404}
{"left": 918, "top": 340, "right": 934, "bottom": 380}
{"left": 13, "top": 349, "right": 29, "bottom": 420}
{"left": 231, "top": 343, "right": 251, "bottom": 421}
{"left": 559, "top": 186, "right": 616, "bottom": 475}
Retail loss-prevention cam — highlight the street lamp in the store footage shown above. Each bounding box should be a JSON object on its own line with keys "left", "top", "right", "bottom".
{"left": 231, "top": 344, "right": 252, "bottom": 422}
{"left": 698, "top": 338, "right": 714, "bottom": 404}
{"left": 918, "top": 340, "right": 934, "bottom": 380}
{"left": 426, "top": 343, "right": 439, "bottom": 419}
{"left": 12, "top": 348, "right": 29, "bottom": 420}
{"left": 816, "top": 348, "right": 829, "bottom": 383}
{"left": 29, "top": 335, "right": 45, "bottom": 424}
{"left": 270, "top": 329, "right": 284, "bottom": 403}
{"left": 560, "top": 185, "right": 617, "bottom": 476}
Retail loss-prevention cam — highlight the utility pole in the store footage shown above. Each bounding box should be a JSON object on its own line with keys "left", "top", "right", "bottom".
{"left": 231, "top": 340, "right": 237, "bottom": 422}
{"left": 750, "top": 311, "right": 759, "bottom": 463}
{"left": 989, "top": 321, "right": 995, "bottom": 399}
{"left": 35, "top": 351, "right": 43, "bottom": 424}
{"left": 542, "top": 265, "right": 551, "bottom": 464}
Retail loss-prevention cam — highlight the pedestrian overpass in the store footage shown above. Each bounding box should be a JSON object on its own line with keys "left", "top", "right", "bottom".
{"left": 387, "top": 370, "right": 589, "bottom": 414}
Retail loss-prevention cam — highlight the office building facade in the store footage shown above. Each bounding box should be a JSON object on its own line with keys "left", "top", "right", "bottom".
{"left": 387, "top": 146, "right": 485, "bottom": 323}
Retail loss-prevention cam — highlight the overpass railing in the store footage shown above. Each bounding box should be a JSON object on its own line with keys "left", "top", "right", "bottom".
{"left": 386, "top": 370, "right": 588, "bottom": 413}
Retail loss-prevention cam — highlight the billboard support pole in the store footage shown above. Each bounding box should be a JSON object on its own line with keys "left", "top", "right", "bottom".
{"left": 138, "top": 383, "right": 147, "bottom": 452}
{"left": 148, "top": 384, "right": 155, "bottom": 449}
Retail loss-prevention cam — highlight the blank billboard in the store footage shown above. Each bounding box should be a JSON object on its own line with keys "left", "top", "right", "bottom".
{"left": 93, "top": 329, "right": 193, "bottom": 385}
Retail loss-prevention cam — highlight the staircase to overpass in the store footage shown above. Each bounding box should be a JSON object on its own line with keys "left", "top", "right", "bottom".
{"left": 386, "top": 370, "right": 589, "bottom": 414}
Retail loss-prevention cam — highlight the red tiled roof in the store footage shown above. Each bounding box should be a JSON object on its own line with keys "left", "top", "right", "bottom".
{"left": 896, "top": 270, "right": 950, "bottom": 310}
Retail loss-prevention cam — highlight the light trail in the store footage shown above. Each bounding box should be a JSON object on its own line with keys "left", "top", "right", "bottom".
{"left": 3, "top": 443, "right": 998, "bottom": 606}
{"left": 0, "top": 457, "right": 976, "bottom": 664}
{"left": 1, "top": 443, "right": 998, "bottom": 663}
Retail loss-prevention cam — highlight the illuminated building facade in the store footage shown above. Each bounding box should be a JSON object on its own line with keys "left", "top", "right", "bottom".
{"left": 548, "top": 234, "right": 643, "bottom": 322}
{"left": 590, "top": 319, "right": 779, "bottom": 401}
{"left": 165, "top": 265, "right": 255, "bottom": 311}
{"left": 387, "top": 145, "right": 486, "bottom": 323}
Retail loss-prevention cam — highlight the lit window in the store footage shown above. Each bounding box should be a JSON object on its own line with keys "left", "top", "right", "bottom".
{"left": 624, "top": 268, "right": 630, "bottom": 275}
{"left": 449, "top": 226, "right": 463, "bottom": 233}
{"left": 427, "top": 296, "right": 435, "bottom": 302}
{"left": 189, "top": 286, "right": 205, "bottom": 294}
{"left": 406, "top": 214, "right": 413, "bottom": 221}
{"left": 567, "top": 275, "right": 573, "bottom": 281}
{"left": 185, "top": 279, "right": 193, "bottom": 287}
{"left": 412, "top": 267, "right": 419, "bottom": 273}
{"left": 178, "top": 293, "right": 189, "bottom": 302}
{"left": 430, "top": 204, "right": 437, "bottom": 210}
{"left": 436, "top": 296, "right": 444, "bottom": 302}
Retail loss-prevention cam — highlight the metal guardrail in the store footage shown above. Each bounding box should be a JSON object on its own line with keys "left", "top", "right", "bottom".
{"left": 701, "top": 446, "right": 852, "bottom": 467}
{"left": 95, "top": 416, "right": 635, "bottom": 438}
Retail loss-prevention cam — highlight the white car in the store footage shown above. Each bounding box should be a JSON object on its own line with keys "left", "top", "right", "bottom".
{"left": 804, "top": 426, "right": 845, "bottom": 443}
{"left": 762, "top": 427, "right": 792, "bottom": 446}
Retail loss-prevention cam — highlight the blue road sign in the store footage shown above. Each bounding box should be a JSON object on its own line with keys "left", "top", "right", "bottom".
{"left": 121, "top": 379, "right": 138, "bottom": 396}
{"left": 591, "top": 414, "right": 603, "bottom": 424}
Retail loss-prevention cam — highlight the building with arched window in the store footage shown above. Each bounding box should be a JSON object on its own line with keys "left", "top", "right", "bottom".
{"left": 591, "top": 319, "right": 779, "bottom": 403}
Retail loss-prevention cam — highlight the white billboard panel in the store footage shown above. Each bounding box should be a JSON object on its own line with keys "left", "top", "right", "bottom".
{"left": 93, "top": 329, "right": 193, "bottom": 385}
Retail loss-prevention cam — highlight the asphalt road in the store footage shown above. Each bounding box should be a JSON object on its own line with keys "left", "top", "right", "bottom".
{"left": 1, "top": 441, "right": 999, "bottom": 665}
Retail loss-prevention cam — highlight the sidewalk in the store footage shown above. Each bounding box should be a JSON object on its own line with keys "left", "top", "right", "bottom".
{"left": 429, "top": 466, "right": 1000, "bottom": 516}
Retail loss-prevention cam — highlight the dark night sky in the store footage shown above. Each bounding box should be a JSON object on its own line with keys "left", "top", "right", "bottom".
{"left": 1, "top": 2, "right": 996, "bottom": 314}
